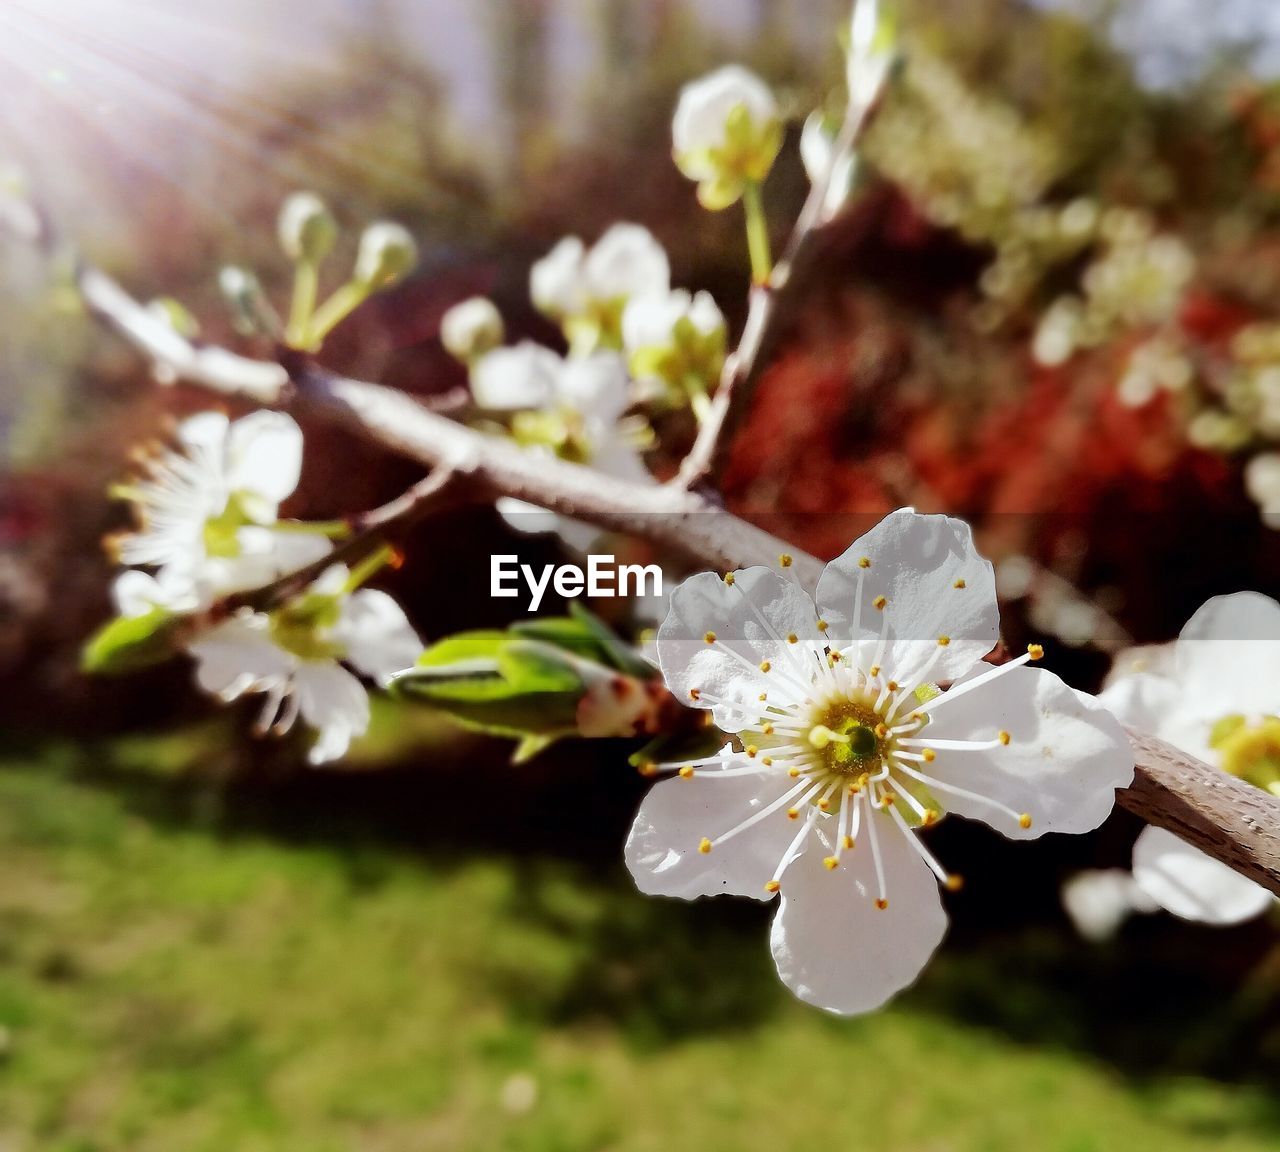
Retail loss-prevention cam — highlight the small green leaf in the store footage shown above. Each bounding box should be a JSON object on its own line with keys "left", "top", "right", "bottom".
{"left": 81, "top": 609, "right": 184, "bottom": 676}
{"left": 567, "top": 603, "right": 655, "bottom": 678}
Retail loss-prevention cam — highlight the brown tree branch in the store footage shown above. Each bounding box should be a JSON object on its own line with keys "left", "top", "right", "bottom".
{"left": 5, "top": 192, "right": 1279, "bottom": 897}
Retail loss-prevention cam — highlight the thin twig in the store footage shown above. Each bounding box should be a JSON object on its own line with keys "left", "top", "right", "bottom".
{"left": 225, "top": 466, "right": 471, "bottom": 614}
{"left": 674, "top": 49, "right": 889, "bottom": 490}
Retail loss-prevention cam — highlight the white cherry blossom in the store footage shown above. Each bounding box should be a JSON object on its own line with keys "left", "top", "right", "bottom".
{"left": 672, "top": 65, "right": 782, "bottom": 208}
{"left": 530, "top": 225, "right": 670, "bottom": 349}
{"left": 186, "top": 563, "right": 422, "bottom": 766}
{"left": 627, "top": 509, "right": 1133, "bottom": 1014}
{"left": 1098, "top": 592, "right": 1280, "bottom": 926}
{"left": 117, "top": 410, "right": 330, "bottom": 601}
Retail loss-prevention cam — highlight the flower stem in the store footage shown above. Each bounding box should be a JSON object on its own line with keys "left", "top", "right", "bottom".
{"left": 743, "top": 181, "right": 773, "bottom": 286}
{"left": 286, "top": 260, "right": 319, "bottom": 348}
{"left": 307, "top": 281, "right": 371, "bottom": 348}
{"left": 343, "top": 542, "right": 396, "bottom": 592}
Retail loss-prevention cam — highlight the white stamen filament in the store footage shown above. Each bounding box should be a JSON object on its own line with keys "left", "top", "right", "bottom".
{"left": 916, "top": 650, "right": 1035, "bottom": 716}
{"left": 893, "top": 760, "right": 1027, "bottom": 825}
{"left": 709, "top": 778, "right": 816, "bottom": 849}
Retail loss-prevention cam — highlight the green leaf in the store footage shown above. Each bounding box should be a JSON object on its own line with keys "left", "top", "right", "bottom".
{"left": 81, "top": 609, "right": 185, "bottom": 676}
{"left": 511, "top": 616, "right": 612, "bottom": 665}
{"left": 415, "top": 631, "right": 507, "bottom": 672}
{"left": 567, "top": 603, "right": 656, "bottom": 678}
{"left": 512, "top": 734, "right": 559, "bottom": 764}
{"left": 499, "top": 639, "right": 588, "bottom": 695}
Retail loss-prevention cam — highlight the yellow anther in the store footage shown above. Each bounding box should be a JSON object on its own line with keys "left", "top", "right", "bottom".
{"left": 789, "top": 767, "right": 802, "bottom": 778}
{"left": 1027, "top": 643, "right": 1044, "bottom": 661}
{"left": 762, "top": 723, "right": 775, "bottom": 736}
{"left": 758, "top": 692, "right": 768, "bottom": 701}
{"left": 858, "top": 557, "right": 871, "bottom": 569}
{"left": 745, "top": 745, "right": 759, "bottom": 758}
{"left": 887, "top": 681, "right": 900, "bottom": 692}
{"left": 830, "top": 650, "right": 843, "bottom": 663}
{"left": 945, "top": 874, "right": 965, "bottom": 892}
{"left": 873, "top": 596, "right": 887, "bottom": 611}
{"left": 787, "top": 632, "right": 799, "bottom": 644}
{"left": 847, "top": 782, "right": 860, "bottom": 794}
{"left": 954, "top": 578, "right": 967, "bottom": 589}
{"left": 869, "top": 664, "right": 881, "bottom": 678}
{"left": 704, "top": 631, "right": 716, "bottom": 644}
{"left": 875, "top": 898, "right": 889, "bottom": 911}
{"left": 638, "top": 761, "right": 659, "bottom": 777}
{"left": 823, "top": 856, "right": 840, "bottom": 870}
{"left": 874, "top": 723, "right": 888, "bottom": 739}
{"left": 762, "top": 757, "right": 773, "bottom": 767}
{"left": 787, "top": 807, "right": 801, "bottom": 820}
{"left": 779, "top": 553, "right": 793, "bottom": 568}
{"left": 764, "top": 880, "right": 781, "bottom": 893}
{"left": 922, "top": 809, "right": 940, "bottom": 827}
{"left": 759, "top": 659, "right": 772, "bottom": 673}
{"left": 818, "top": 798, "right": 831, "bottom": 812}
{"left": 678, "top": 765, "right": 695, "bottom": 779}
{"left": 881, "top": 792, "right": 896, "bottom": 807}
{"left": 922, "top": 748, "right": 937, "bottom": 763}
{"left": 1018, "top": 813, "right": 1033, "bottom": 829}
{"left": 858, "top": 773, "right": 870, "bottom": 788}
{"left": 698, "top": 837, "right": 713, "bottom": 854}
{"left": 842, "top": 835, "right": 855, "bottom": 849}
{"left": 998, "top": 730, "right": 1011, "bottom": 746}
{"left": 723, "top": 572, "right": 736, "bottom": 585}
{"left": 689, "top": 688, "right": 701, "bottom": 701}
{"left": 938, "top": 635, "right": 951, "bottom": 647}
{"left": 816, "top": 619, "right": 829, "bottom": 633}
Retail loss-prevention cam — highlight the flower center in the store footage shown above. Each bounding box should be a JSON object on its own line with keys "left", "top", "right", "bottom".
{"left": 269, "top": 591, "right": 345, "bottom": 662}
{"left": 807, "top": 699, "right": 886, "bottom": 775}
{"left": 1211, "top": 714, "right": 1280, "bottom": 797}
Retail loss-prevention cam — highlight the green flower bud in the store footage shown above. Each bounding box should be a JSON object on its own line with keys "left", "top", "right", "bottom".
{"left": 354, "top": 221, "right": 418, "bottom": 291}
{"left": 277, "top": 192, "right": 338, "bottom": 264}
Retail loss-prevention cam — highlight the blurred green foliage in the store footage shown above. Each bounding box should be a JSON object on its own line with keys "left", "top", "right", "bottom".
{"left": 0, "top": 735, "right": 1275, "bottom": 1151}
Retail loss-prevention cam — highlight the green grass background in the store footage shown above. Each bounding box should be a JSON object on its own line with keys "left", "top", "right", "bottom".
{"left": 0, "top": 728, "right": 1276, "bottom": 1152}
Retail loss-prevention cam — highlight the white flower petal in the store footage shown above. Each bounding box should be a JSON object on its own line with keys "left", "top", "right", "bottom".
{"left": 625, "top": 764, "right": 801, "bottom": 901}
{"left": 176, "top": 411, "right": 231, "bottom": 454}
{"left": 225, "top": 410, "right": 305, "bottom": 507}
{"left": 770, "top": 817, "right": 948, "bottom": 1015}
{"left": 657, "top": 567, "right": 825, "bottom": 730}
{"left": 920, "top": 664, "right": 1134, "bottom": 840}
{"left": 334, "top": 589, "right": 422, "bottom": 685}
{"left": 1061, "top": 869, "right": 1142, "bottom": 942}
{"left": 816, "top": 509, "right": 999, "bottom": 683}
{"left": 188, "top": 615, "right": 295, "bottom": 700}
{"left": 673, "top": 65, "right": 779, "bottom": 166}
{"left": 582, "top": 223, "right": 670, "bottom": 303}
{"left": 554, "top": 353, "right": 630, "bottom": 423}
{"left": 471, "top": 342, "right": 561, "bottom": 411}
{"left": 292, "top": 660, "right": 371, "bottom": 765}
{"left": 112, "top": 568, "right": 197, "bottom": 617}
{"left": 1096, "top": 671, "right": 1183, "bottom": 735}
{"left": 530, "top": 236, "right": 586, "bottom": 317}
{"left": 1176, "top": 592, "right": 1280, "bottom": 718}
{"left": 1132, "top": 825, "right": 1274, "bottom": 926}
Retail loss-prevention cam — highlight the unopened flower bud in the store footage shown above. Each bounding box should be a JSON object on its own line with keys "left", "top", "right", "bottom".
{"left": 277, "top": 192, "right": 337, "bottom": 264}
{"left": 441, "top": 297, "right": 504, "bottom": 362}
{"left": 354, "top": 222, "right": 418, "bottom": 290}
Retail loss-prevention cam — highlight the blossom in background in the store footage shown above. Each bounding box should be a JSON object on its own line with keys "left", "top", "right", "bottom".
{"left": 1088, "top": 593, "right": 1280, "bottom": 928}
{"left": 799, "top": 114, "right": 860, "bottom": 222}
{"left": 627, "top": 509, "right": 1133, "bottom": 1014}
{"left": 672, "top": 65, "right": 783, "bottom": 209}
{"left": 440, "top": 296, "right": 505, "bottom": 363}
{"left": 622, "top": 288, "right": 726, "bottom": 409}
{"left": 186, "top": 563, "right": 422, "bottom": 765}
{"left": 469, "top": 345, "right": 653, "bottom": 545}
{"left": 530, "top": 224, "right": 670, "bottom": 353}
{"left": 114, "top": 410, "right": 331, "bottom": 601}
